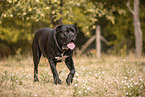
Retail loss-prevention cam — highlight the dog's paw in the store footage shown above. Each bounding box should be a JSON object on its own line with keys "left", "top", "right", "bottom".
{"left": 54, "top": 79, "right": 62, "bottom": 85}
{"left": 34, "top": 78, "right": 39, "bottom": 82}
{"left": 66, "top": 78, "right": 73, "bottom": 85}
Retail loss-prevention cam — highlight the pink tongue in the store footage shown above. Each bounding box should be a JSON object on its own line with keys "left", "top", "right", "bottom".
{"left": 67, "top": 43, "right": 75, "bottom": 50}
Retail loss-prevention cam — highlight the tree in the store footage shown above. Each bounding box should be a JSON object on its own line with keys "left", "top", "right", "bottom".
{"left": 0, "top": 0, "right": 118, "bottom": 35}
{"left": 126, "top": 0, "right": 143, "bottom": 58}
{"left": 0, "top": 0, "right": 127, "bottom": 56}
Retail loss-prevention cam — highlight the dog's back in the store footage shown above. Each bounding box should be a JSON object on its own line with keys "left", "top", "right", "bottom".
{"left": 32, "top": 28, "right": 54, "bottom": 58}
{"left": 34, "top": 28, "right": 53, "bottom": 43}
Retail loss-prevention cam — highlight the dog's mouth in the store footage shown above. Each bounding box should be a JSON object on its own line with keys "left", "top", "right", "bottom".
{"left": 62, "top": 42, "right": 75, "bottom": 50}
{"left": 67, "top": 42, "right": 75, "bottom": 50}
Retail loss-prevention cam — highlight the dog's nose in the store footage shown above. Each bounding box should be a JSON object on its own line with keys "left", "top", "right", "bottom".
{"left": 70, "top": 34, "right": 76, "bottom": 41}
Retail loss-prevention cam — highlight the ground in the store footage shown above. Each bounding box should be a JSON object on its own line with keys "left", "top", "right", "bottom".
{"left": 0, "top": 54, "right": 145, "bottom": 97}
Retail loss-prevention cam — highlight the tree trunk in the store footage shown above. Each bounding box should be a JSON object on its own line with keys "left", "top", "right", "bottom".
{"left": 133, "top": 0, "right": 142, "bottom": 58}
{"left": 126, "top": 0, "right": 143, "bottom": 58}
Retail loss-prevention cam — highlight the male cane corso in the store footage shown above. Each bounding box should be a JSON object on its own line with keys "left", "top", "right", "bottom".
{"left": 32, "top": 25, "right": 78, "bottom": 85}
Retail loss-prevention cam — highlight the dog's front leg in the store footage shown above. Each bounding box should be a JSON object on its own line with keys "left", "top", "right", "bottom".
{"left": 48, "top": 59, "right": 61, "bottom": 85}
{"left": 65, "top": 58, "right": 75, "bottom": 85}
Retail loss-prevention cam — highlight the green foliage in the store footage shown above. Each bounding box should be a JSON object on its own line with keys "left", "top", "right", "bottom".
{"left": 0, "top": 0, "right": 145, "bottom": 56}
{"left": 0, "top": 18, "right": 33, "bottom": 55}
{"left": 102, "top": 2, "right": 145, "bottom": 54}
{"left": 97, "top": 0, "right": 145, "bottom": 54}
{"left": 0, "top": 0, "right": 120, "bottom": 36}
{"left": 103, "top": 12, "right": 134, "bottom": 54}
{"left": 0, "top": 0, "right": 122, "bottom": 56}
{"left": 140, "top": 0, "right": 145, "bottom": 53}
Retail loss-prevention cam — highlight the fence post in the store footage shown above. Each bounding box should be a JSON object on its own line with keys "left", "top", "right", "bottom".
{"left": 96, "top": 25, "right": 101, "bottom": 58}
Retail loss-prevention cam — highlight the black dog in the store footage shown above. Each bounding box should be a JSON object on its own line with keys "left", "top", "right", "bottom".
{"left": 32, "top": 25, "right": 78, "bottom": 85}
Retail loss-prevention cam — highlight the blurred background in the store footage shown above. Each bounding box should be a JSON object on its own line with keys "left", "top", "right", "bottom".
{"left": 0, "top": 0, "right": 145, "bottom": 58}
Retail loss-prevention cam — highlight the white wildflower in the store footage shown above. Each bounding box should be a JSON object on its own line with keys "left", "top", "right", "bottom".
{"left": 95, "top": 74, "right": 97, "bottom": 76}
{"left": 130, "top": 83, "right": 133, "bottom": 87}
{"left": 126, "top": 92, "right": 128, "bottom": 95}
{"left": 128, "top": 85, "right": 130, "bottom": 88}
{"left": 108, "top": 82, "right": 110, "bottom": 84}
{"left": 73, "top": 78, "right": 76, "bottom": 80}
{"left": 74, "top": 84, "right": 78, "bottom": 87}
{"left": 140, "top": 78, "right": 143, "bottom": 82}
{"left": 135, "top": 82, "right": 138, "bottom": 85}
{"left": 89, "top": 72, "right": 92, "bottom": 74}
{"left": 87, "top": 87, "right": 90, "bottom": 90}
{"left": 75, "top": 72, "right": 79, "bottom": 77}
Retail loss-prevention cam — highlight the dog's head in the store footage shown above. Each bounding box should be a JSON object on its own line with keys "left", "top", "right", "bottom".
{"left": 55, "top": 25, "right": 78, "bottom": 50}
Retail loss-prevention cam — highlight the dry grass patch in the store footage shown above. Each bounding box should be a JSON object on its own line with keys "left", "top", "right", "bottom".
{"left": 0, "top": 55, "right": 145, "bottom": 97}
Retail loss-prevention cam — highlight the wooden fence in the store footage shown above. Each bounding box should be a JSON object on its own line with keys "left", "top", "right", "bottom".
{"left": 79, "top": 25, "right": 108, "bottom": 58}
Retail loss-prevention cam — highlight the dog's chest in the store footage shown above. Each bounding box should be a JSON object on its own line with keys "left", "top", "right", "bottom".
{"left": 55, "top": 51, "right": 68, "bottom": 61}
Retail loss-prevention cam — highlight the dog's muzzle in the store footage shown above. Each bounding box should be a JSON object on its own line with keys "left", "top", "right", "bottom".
{"left": 62, "top": 32, "right": 76, "bottom": 50}
{"left": 69, "top": 32, "right": 76, "bottom": 42}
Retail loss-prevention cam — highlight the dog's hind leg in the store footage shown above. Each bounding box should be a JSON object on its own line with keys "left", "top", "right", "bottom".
{"left": 32, "top": 40, "right": 41, "bottom": 82}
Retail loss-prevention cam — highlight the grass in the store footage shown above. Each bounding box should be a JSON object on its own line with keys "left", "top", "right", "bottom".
{"left": 0, "top": 54, "right": 145, "bottom": 97}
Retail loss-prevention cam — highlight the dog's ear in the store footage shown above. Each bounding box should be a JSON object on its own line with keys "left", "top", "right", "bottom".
{"left": 55, "top": 25, "right": 63, "bottom": 33}
{"left": 70, "top": 25, "right": 79, "bottom": 33}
